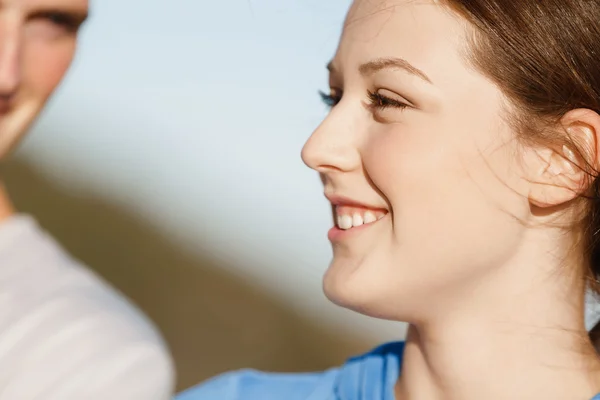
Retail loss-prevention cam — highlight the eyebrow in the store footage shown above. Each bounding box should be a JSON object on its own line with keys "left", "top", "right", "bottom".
{"left": 360, "top": 57, "right": 432, "bottom": 83}
{"left": 327, "top": 57, "right": 432, "bottom": 84}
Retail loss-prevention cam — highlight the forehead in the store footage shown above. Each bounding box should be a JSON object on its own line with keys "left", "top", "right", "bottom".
{"left": 0, "top": 0, "right": 88, "bottom": 11}
{"left": 335, "top": 0, "right": 468, "bottom": 81}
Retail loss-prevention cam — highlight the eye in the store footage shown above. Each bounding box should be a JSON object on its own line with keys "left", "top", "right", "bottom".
{"left": 50, "top": 13, "right": 78, "bottom": 29}
{"left": 367, "top": 90, "right": 409, "bottom": 111}
{"left": 28, "top": 10, "right": 86, "bottom": 39}
{"left": 318, "top": 89, "right": 342, "bottom": 109}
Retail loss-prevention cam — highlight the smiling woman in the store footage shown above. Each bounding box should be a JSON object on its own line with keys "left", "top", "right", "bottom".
{"left": 178, "top": 0, "right": 600, "bottom": 399}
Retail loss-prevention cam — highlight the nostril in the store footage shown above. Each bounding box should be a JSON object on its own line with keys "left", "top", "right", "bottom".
{"left": 315, "top": 164, "right": 346, "bottom": 173}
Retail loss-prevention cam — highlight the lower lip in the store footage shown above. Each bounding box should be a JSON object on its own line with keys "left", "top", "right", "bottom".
{"left": 327, "top": 215, "right": 387, "bottom": 241}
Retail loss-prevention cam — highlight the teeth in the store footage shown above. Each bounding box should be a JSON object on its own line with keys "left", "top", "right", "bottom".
{"left": 337, "top": 215, "right": 353, "bottom": 230}
{"left": 336, "top": 207, "right": 387, "bottom": 230}
{"left": 352, "top": 213, "right": 364, "bottom": 227}
{"left": 363, "top": 211, "right": 377, "bottom": 224}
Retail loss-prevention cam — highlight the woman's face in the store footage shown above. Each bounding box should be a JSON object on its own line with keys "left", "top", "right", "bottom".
{"left": 302, "top": 0, "right": 534, "bottom": 321}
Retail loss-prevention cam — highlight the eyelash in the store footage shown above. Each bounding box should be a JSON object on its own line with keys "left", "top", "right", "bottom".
{"left": 367, "top": 90, "right": 408, "bottom": 111}
{"left": 319, "top": 90, "right": 341, "bottom": 108}
{"left": 318, "top": 89, "right": 408, "bottom": 111}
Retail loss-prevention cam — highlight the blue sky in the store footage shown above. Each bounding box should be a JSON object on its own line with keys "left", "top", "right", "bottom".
{"left": 19, "top": 0, "right": 405, "bottom": 340}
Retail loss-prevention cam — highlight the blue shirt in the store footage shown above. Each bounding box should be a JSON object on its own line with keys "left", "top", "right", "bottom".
{"left": 177, "top": 342, "right": 600, "bottom": 400}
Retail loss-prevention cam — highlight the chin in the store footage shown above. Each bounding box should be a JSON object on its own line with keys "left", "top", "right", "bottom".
{"left": 322, "top": 258, "right": 407, "bottom": 321}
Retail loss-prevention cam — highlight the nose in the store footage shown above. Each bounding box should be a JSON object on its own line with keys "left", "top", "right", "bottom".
{"left": 301, "top": 106, "right": 362, "bottom": 174}
{"left": 0, "top": 15, "right": 22, "bottom": 100}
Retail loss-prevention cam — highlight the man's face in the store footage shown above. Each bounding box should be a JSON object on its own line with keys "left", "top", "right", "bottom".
{"left": 0, "top": 0, "right": 88, "bottom": 158}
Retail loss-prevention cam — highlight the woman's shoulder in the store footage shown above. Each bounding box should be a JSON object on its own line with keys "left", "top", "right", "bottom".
{"left": 176, "top": 368, "right": 340, "bottom": 400}
{"left": 176, "top": 341, "right": 405, "bottom": 400}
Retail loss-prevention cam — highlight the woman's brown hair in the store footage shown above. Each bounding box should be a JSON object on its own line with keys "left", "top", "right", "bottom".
{"left": 440, "top": 0, "right": 600, "bottom": 340}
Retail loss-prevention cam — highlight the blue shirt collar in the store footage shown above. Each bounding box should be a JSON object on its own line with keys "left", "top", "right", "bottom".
{"left": 334, "top": 342, "right": 404, "bottom": 400}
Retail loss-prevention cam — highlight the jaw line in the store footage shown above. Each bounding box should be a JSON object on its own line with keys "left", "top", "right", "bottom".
{"left": 0, "top": 100, "right": 40, "bottom": 157}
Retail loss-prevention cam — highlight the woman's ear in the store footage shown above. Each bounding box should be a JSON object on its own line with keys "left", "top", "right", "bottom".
{"left": 527, "top": 109, "right": 600, "bottom": 208}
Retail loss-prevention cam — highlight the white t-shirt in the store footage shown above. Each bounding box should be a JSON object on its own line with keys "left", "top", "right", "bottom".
{"left": 0, "top": 215, "right": 175, "bottom": 399}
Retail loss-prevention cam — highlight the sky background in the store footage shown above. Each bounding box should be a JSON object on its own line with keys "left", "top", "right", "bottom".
{"left": 15, "top": 0, "right": 407, "bottom": 341}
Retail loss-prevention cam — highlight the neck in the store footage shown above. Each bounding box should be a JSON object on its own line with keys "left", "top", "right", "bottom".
{"left": 395, "top": 230, "right": 600, "bottom": 400}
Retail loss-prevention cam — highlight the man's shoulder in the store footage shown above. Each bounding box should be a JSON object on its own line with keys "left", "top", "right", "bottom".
{"left": 0, "top": 214, "right": 162, "bottom": 342}
{"left": 177, "top": 368, "right": 340, "bottom": 400}
{"left": 0, "top": 215, "right": 175, "bottom": 398}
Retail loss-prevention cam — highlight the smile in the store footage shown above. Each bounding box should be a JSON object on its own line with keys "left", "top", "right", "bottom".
{"left": 335, "top": 205, "right": 387, "bottom": 230}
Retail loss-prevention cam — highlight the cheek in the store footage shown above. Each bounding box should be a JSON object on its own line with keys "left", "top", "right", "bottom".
{"left": 363, "top": 120, "right": 455, "bottom": 211}
{"left": 362, "top": 115, "right": 527, "bottom": 250}
{"left": 24, "top": 41, "right": 76, "bottom": 99}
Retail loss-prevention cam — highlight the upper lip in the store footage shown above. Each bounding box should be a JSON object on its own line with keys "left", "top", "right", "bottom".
{"left": 324, "top": 193, "right": 388, "bottom": 211}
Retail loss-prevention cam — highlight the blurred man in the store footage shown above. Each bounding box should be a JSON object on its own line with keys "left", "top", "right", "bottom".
{"left": 0, "top": 0, "right": 174, "bottom": 398}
